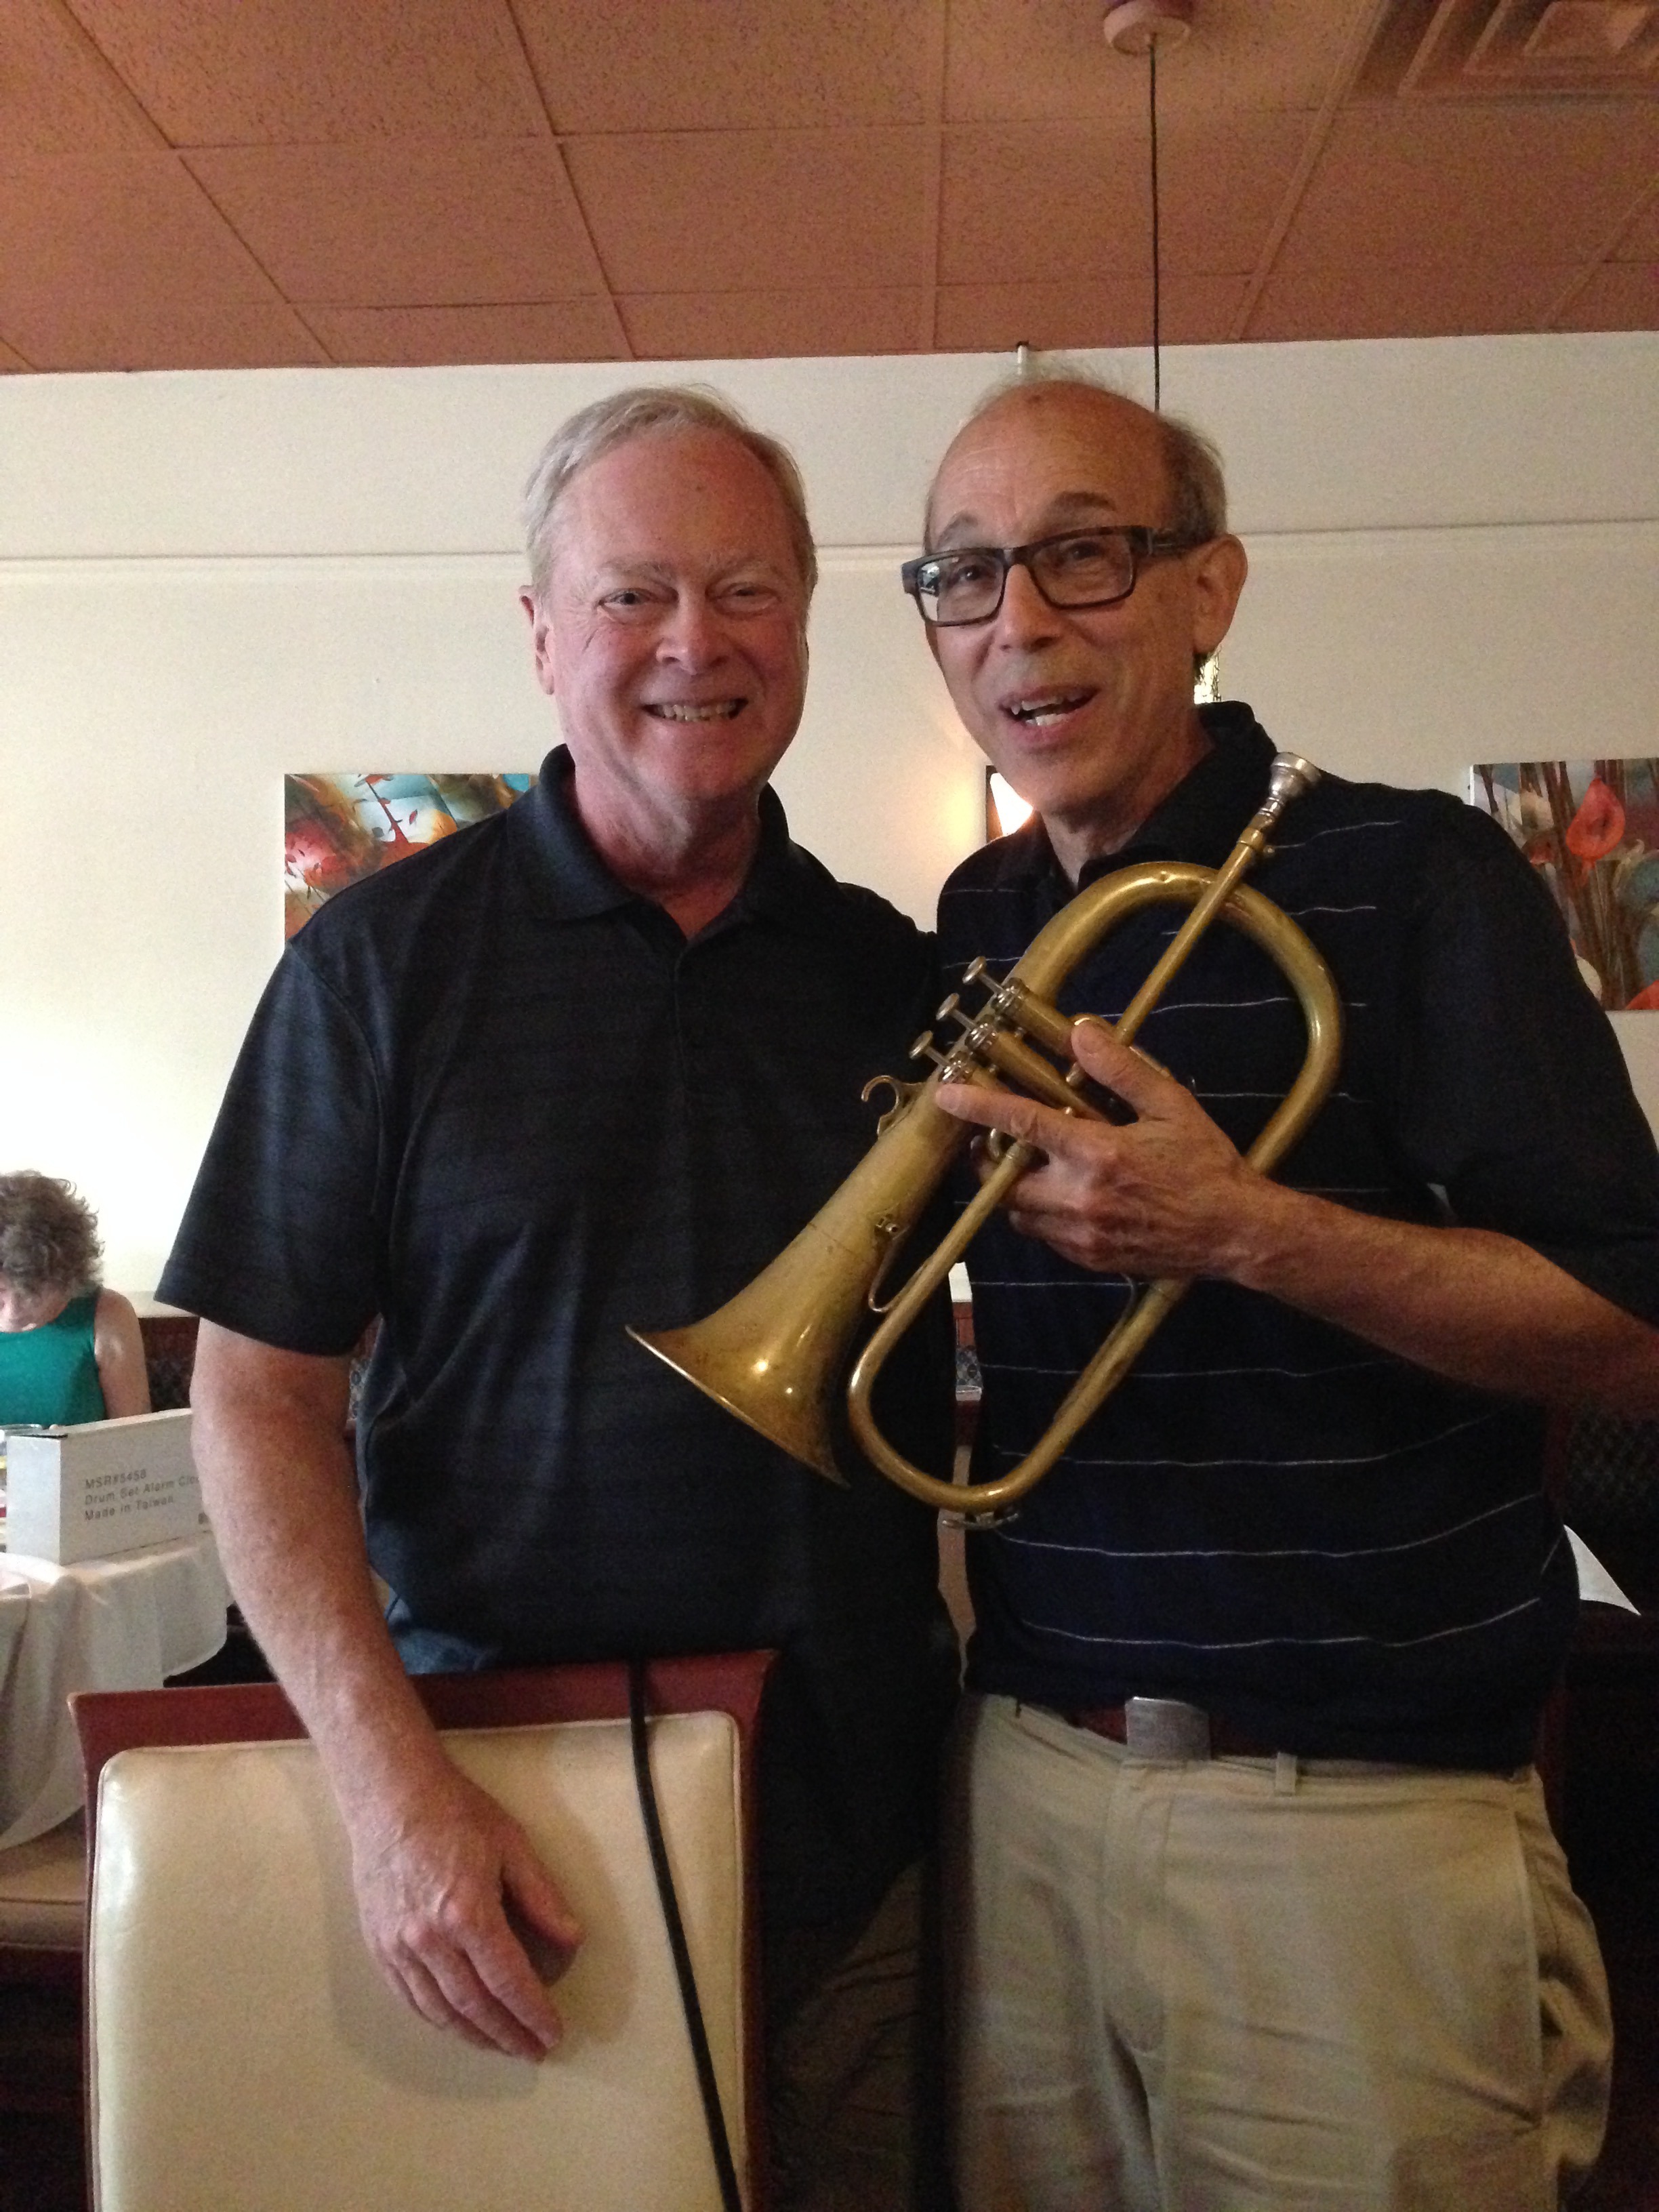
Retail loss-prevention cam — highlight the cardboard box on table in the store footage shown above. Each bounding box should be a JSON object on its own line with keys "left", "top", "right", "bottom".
{"left": 3, "top": 1409, "right": 205, "bottom": 1563}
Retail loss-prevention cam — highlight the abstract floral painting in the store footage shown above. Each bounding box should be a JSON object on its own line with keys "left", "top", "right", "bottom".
{"left": 1472, "top": 759, "right": 1659, "bottom": 1012}
{"left": 284, "top": 772, "right": 533, "bottom": 937}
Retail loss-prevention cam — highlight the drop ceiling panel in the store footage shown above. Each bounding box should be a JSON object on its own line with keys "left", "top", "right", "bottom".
{"left": 0, "top": 3, "right": 1652, "bottom": 370}
{"left": 941, "top": 112, "right": 1311, "bottom": 283}
{"left": 186, "top": 142, "right": 602, "bottom": 304}
{"left": 944, "top": 0, "right": 1376, "bottom": 123}
{"left": 1279, "top": 102, "right": 1659, "bottom": 268}
{"left": 936, "top": 273, "right": 1250, "bottom": 350}
{"left": 565, "top": 129, "right": 932, "bottom": 291}
{"left": 1247, "top": 257, "right": 1578, "bottom": 339}
{"left": 58, "top": 0, "right": 543, "bottom": 143}
{"left": 1614, "top": 188, "right": 1659, "bottom": 255}
{"left": 513, "top": 0, "right": 932, "bottom": 131}
{"left": 303, "top": 302, "right": 627, "bottom": 365}
{"left": 621, "top": 287, "right": 926, "bottom": 359}
{"left": 1554, "top": 260, "right": 1659, "bottom": 327}
{"left": 4, "top": 0, "right": 165, "bottom": 152}
{"left": 26, "top": 300, "right": 327, "bottom": 371}
{"left": 0, "top": 152, "right": 308, "bottom": 368}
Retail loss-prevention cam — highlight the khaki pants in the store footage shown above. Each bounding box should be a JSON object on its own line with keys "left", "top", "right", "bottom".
{"left": 950, "top": 1694, "right": 1610, "bottom": 2212}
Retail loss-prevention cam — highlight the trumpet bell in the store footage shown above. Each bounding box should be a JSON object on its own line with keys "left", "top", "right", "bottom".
{"left": 629, "top": 1308, "right": 848, "bottom": 1488}
{"left": 627, "top": 1198, "right": 902, "bottom": 1486}
{"left": 632, "top": 1052, "right": 972, "bottom": 1492}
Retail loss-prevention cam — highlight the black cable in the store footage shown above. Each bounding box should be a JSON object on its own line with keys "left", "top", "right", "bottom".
{"left": 1150, "top": 41, "right": 1162, "bottom": 413}
{"left": 628, "top": 1660, "right": 745, "bottom": 2212}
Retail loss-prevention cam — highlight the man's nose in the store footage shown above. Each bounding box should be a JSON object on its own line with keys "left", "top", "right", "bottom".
{"left": 991, "top": 558, "right": 1063, "bottom": 645}
{"left": 657, "top": 594, "right": 728, "bottom": 664}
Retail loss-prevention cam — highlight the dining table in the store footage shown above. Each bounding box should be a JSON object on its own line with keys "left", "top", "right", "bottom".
{"left": 0, "top": 1525, "right": 229, "bottom": 1850}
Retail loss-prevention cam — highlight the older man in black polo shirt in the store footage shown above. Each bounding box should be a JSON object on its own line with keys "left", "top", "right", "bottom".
{"left": 909, "top": 375, "right": 1659, "bottom": 2211}
{"left": 161, "top": 387, "right": 955, "bottom": 2211}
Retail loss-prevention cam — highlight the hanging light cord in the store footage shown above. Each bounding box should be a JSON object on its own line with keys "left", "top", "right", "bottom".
{"left": 1149, "top": 39, "right": 1162, "bottom": 412}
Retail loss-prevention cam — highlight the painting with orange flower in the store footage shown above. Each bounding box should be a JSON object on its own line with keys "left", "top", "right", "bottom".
{"left": 1472, "top": 760, "right": 1659, "bottom": 1012}
{"left": 283, "top": 773, "right": 533, "bottom": 937}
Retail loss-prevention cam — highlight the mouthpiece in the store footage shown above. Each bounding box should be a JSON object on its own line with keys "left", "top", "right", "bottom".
{"left": 1264, "top": 753, "right": 1319, "bottom": 818}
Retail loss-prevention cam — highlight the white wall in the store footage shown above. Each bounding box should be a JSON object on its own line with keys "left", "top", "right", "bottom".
{"left": 1, "top": 333, "right": 1655, "bottom": 1290}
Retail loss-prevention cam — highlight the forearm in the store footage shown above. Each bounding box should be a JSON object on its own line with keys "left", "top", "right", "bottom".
{"left": 189, "top": 1328, "right": 453, "bottom": 1818}
{"left": 189, "top": 1321, "right": 576, "bottom": 2054}
{"left": 1223, "top": 1181, "right": 1659, "bottom": 1414}
{"left": 943, "top": 1015, "right": 1659, "bottom": 1416}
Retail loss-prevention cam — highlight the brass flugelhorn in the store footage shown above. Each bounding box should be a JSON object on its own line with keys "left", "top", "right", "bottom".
{"left": 630, "top": 754, "right": 1343, "bottom": 1520}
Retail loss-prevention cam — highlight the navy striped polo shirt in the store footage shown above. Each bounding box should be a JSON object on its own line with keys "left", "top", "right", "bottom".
{"left": 939, "top": 705, "right": 1659, "bottom": 1767}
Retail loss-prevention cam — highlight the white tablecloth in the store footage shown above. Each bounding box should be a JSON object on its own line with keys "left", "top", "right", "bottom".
{"left": 0, "top": 1529, "right": 230, "bottom": 1849}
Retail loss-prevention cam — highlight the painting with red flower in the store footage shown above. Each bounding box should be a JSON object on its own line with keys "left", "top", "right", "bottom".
{"left": 284, "top": 773, "right": 533, "bottom": 937}
{"left": 1472, "top": 760, "right": 1659, "bottom": 1012}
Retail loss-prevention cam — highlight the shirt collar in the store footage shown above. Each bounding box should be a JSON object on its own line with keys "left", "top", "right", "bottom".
{"left": 981, "top": 702, "right": 1277, "bottom": 896}
{"left": 512, "top": 745, "right": 845, "bottom": 939}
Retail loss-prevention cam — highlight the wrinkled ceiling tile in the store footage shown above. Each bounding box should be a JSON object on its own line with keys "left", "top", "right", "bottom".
{"left": 565, "top": 129, "right": 931, "bottom": 291}
{"left": 302, "top": 300, "right": 628, "bottom": 364}
{"left": 941, "top": 112, "right": 1312, "bottom": 284}
{"left": 621, "top": 287, "right": 926, "bottom": 358}
{"left": 0, "top": 151, "right": 300, "bottom": 369}
{"left": 1246, "top": 258, "right": 1574, "bottom": 341}
{"left": 1279, "top": 102, "right": 1659, "bottom": 269}
{"left": 3, "top": 0, "right": 165, "bottom": 153}
{"left": 186, "top": 142, "right": 602, "bottom": 304}
{"left": 514, "top": 0, "right": 933, "bottom": 131}
{"left": 1554, "top": 262, "right": 1659, "bottom": 331}
{"left": 1613, "top": 190, "right": 1659, "bottom": 260}
{"left": 12, "top": 293, "right": 324, "bottom": 373}
{"left": 59, "top": 0, "right": 543, "bottom": 144}
{"left": 937, "top": 273, "right": 1248, "bottom": 350}
{"left": 945, "top": 0, "right": 1376, "bottom": 123}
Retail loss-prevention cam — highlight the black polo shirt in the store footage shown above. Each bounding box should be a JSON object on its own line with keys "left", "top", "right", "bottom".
{"left": 939, "top": 705, "right": 1659, "bottom": 1767}
{"left": 162, "top": 747, "right": 957, "bottom": 1927}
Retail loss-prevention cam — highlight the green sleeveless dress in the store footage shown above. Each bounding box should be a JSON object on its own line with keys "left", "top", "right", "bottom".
{"left": 0, "top": 1291, "right": 108, "bottom": 1426}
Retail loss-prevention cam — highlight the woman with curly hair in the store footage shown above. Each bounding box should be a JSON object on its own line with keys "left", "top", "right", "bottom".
{"left": 0, "top": 1172, "right": 150, "bottom": 1426}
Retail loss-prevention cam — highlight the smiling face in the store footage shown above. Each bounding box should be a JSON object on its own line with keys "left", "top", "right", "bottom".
{"left": 924, "top": 385, "right": 1246, "bottom": 873}
{"left": 522, "top": 427, "right": 809, "bottom": 851}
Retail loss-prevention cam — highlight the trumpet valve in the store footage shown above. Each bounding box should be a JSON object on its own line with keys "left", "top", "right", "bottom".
{"left": 909, "top": 1030, "right": 949, "bottom": 1068}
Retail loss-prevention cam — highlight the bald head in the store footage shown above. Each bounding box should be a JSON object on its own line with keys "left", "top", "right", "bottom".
{"left": 926, "top": 379, "right": 1227, "bottom": 554}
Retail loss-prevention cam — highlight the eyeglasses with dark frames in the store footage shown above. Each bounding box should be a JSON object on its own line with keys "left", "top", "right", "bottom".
{"left": 900, "top": 526, "right": 1206, "bottom": 628}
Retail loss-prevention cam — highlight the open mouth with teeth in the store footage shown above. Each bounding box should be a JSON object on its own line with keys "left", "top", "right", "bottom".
{"left": 646, "top": 700, "right": 745, "bottom": 722}
{"left": 1006, "top": 691, "right": 1093, "bottom": 729}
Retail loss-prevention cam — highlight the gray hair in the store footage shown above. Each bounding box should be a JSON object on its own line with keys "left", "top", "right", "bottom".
{"left": 521, "top": 384, "right": 818, "bottom": 605}
{"left": 0, "top": 1172, "right": 103, "bottom": 1298}
{"left": 928, "top": 361, "right": 1229, "bottom": 545}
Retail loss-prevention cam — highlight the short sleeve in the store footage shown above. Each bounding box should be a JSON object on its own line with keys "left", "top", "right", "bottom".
{"left": 1387, "top": 805, "right": 1659, "bottom": 1328}
{"left": 158, "top": 948, "right": 385, "bottom": 1353}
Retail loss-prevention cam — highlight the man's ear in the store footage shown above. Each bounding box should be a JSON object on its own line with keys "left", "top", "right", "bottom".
{"left": 520, "top": 588, "right": 558, "bottom": 698}
{"left": 1189, "top": 534, "right": 1248, "bottom": 661}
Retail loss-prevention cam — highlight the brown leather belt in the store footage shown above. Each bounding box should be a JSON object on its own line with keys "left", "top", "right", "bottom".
{"left": 1059, "top": 1696, "right": 1279, "bottom": 1762}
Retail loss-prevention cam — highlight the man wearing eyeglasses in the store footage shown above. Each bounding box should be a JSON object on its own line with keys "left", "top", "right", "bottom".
{"left": 906, "top": 374, "right": 1659, "bottom": 2212}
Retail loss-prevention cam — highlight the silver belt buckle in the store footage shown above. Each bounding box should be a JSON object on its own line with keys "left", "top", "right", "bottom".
{"left": 1124, "top": 1696, "right": 1212, "bottom": 1761}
